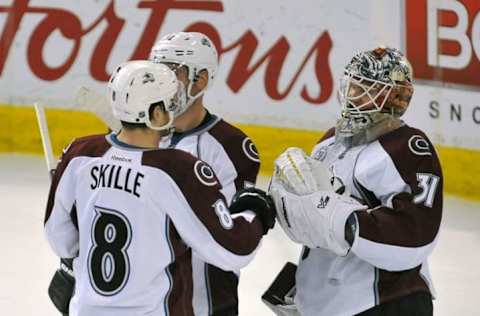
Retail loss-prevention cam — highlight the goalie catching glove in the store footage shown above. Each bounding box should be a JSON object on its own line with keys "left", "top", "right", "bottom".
{"left": 273, "top": 147, "right": 332, "bottom": 195}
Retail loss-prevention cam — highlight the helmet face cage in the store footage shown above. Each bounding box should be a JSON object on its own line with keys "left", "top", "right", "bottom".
{"left": 339, "top": 73, "right": 394, "bottom": 117}
{"left": 339, "top": 47, "right": 413, "bottom": 118}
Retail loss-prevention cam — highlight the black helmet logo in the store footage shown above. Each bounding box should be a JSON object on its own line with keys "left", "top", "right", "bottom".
{"left": 142, "top": 72, "right": 155, "bottom": 84}
{"left": 201, "top": 38, "right": 211, "bottom": 47}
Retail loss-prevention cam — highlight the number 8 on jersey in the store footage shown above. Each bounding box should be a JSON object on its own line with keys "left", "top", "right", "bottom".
{"left": 88, "top": 206, "right": 132, "bottom": 296}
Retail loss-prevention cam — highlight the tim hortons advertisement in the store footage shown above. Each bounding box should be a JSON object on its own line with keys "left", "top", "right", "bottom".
{"left": 0, "top": 0, "right": 409, "bottom": 130}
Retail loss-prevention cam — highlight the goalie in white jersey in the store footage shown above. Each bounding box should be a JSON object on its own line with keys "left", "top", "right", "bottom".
{"left": 267, "top": 47, "right": 442, "bottom": 316}
{"left": 44, "top": 60, "right": 275, "bottom": 316}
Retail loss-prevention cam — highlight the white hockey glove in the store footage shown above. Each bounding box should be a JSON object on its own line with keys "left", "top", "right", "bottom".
{"left": 273, "top": 147, "right": 332, "bottom": 195}
{"left": 269, "top": 180, "right": 367, "bottom": 256}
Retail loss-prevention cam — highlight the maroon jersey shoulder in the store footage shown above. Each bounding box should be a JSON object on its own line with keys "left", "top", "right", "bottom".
{"left": 142, "top": 148, "right": 221, "bottom": 188}
{"left": 45, "top": 134, "right": 111, "bottom": 224}
{"left": 142, "top": 148, "right": 223, "bottom": 199}
{"left": 378, "top": 125, "right": 442, "bottom": 177}
{"left": 208, "top": 120, "right": 260, "bottom": 161}
{"left": 63, "top": 134, "right": 111, "bottom": 160}
{"left": 208, "top": 119, "right": 260, "bottom": 188}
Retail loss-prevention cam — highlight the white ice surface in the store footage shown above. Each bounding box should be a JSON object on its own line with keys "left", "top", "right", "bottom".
{"left": 0, "top": 154, "right": 478, "bottom": 315}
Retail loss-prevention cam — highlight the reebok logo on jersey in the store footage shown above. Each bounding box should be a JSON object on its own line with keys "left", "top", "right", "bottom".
{"left": 111, "top": 155, "right": 133, "bottom": 163}
{"left": 317, "top": 196, "right": 330, "bottom": 209}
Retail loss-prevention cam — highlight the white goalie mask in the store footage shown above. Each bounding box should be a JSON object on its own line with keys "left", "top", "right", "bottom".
{"left": 149, "top": 32, "right": 218, "bottom": 117}
{"left": 338, "top": 47, "right": 414, "bottom": 119}
{"left": 107, "top": 60, "right": 180, "bottom": 131}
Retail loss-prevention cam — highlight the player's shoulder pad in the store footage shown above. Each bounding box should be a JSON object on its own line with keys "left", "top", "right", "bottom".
{"left": 60, "top": 134, "right": 111, "bottom": 162}
{"left": 378, "top": 125, "right": 435, "bottom": 158}
{"left": 142, "top": 149, "right": 221, "bottom": 188}
{"left": 377, "top": 125, "right": 441, "bottom": 175}
{"left": 208, "top": 119, "right": 260, "bottom": 164}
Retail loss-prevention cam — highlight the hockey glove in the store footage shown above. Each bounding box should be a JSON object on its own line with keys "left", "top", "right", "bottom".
{"left": 230, "top": 187, "right": 276, "bottom": 234}
{"left": 269, "top": 181, "right": 366, "bottom": 256}
{"left": 274, "top": 147, "right": 332, "bottom": 195}
{"left": 48, "top": 258, "right": 75, "bottom": 315}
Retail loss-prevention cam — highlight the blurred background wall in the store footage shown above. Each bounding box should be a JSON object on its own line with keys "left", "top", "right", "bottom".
{"left": 0, "top": 0, "right": 478, "bottom": 200}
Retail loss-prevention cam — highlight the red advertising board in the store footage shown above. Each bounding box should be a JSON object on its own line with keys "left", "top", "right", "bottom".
{"left": 405, "top": 0, "right": 480, "bottom": 88}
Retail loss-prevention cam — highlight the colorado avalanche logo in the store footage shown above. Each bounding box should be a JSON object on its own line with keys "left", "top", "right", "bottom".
{"left": 142, "top": 72, "right": 155, "bottom": 84}
{"left": 194, "top": 161, "right": 218, "bottom": 186}
{"left": 408, "top": 135, "right": 431, "bottom": 156}
{"left": 242, "top": 138, "right": 260, "bottom": 162}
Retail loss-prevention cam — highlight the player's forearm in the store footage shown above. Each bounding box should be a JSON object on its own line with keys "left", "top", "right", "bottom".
{"left": 350, "top": 198, "right": 441, "bottom": 271}
{"left": 180, "top": 217, "right": 263, "bottom": 271}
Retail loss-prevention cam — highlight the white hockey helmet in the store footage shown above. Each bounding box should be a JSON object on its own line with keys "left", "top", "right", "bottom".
{"left": 149, "top": 32, "right": 218, "bottom": 115}
{"left": 338, "top": 47, "right": 414, "bottom": 118}
{"left": 107, "top": 60, "right": 179, "bottom": 131}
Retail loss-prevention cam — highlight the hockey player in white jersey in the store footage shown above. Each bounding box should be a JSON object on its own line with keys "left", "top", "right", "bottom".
{"left": 267, "top": 47, "right": 442, "bottom": 316}
{"left": 47, "top": 32, "right": 261, "bottom": 316}
{"left": 44, "top": 60, "right": 275, "bottom": 316}
{"left": 149, "top": 32, "right": 261, "bottom": 316}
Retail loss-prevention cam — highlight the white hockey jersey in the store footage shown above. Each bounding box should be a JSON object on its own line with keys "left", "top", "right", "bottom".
{"left": 295, "top": 124, "right": 443, "bottom": 316}
{"left": 44, "top": 133, "right": 263, "bottom": 316}
{"left": 161, "top": 113, "right": 260, "bottom": 315}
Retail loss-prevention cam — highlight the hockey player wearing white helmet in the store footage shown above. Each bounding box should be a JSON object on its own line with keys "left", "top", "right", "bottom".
{"left": 266, "top": 47, "right": 442, "bottom": 316}
{"left": 44, "top": 60, "right": 275, "bottom": 316}
{"left": 150, "top": 32, "right": 263, "bottom": 316}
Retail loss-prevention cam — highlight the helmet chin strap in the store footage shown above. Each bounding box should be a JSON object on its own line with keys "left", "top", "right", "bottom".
{"left": 186, "top": 79, "right": 206, "bottom": 106}
{"left": 174, "top": 80, "right": 206, "bottom": 117}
